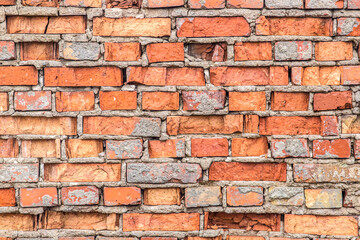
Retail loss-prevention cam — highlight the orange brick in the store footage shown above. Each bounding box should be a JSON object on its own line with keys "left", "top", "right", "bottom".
{"left": 191, "top": 138, "right": 228, "bottom": 157}
{"left": 22, "top": 0, "right": 58, "bottom": 7}
{"left": 229, "top": 92, "right": 266, "bottom": 111}
{"left": 0, "top": 188, "right": 16, "bottom": 207}
{"left": 188, "top": 0, "right": 225, "bottom": 8}
{"left": 64, "top": 0, "right": 101, "bottom": 7}
{"left": 315, "top": 42, "right": 353, "bottom": 61}
{"left": 227, "top": 186, "right": 263, "bottom": 206}
{"left": 300, "top": 66, "right": 342, "bottom": 85}
{"left": 0, "top": 214, "right": 36, "bottom": 230}
{"left": 177, "top": 17, "right": 250, "bottom": 37}
{"left": 83, "top": 116, "right": 161, "bottom": 137}
{"left": 148, "top": 0, "right": 183, "bottom": 8}
{"left": 227, "top": 0, "right": 263, "bottom": 8}
{"left": 56, "top": 91, "right": 95, "bottom": 112}
{"left": 313, "top": 91, "right": 352, "bottom": 111}
{"left": 147, "top": 43, "right": 184, "bottom": 63}
{"left": 342, "top": 66, "right": 360, "bottom": 85}
{"left": 21, "top": 42, "right": 58, "bottom": 60}
{"left": 0, "top": 66, "right": 38, "bottom": 86}
{"left": 284, "top": 214, "right": 358, "bottom": 236}
{"left": 22, "top": 139, "right": 60, "bottom": 158}
{"left": 66, "top": 139, "right": 103, "bottom": 158}
{"left": 104, "top": 42, "right": 141, "bottom": 61}
{"left": 0, "top": 139, "right": 19, "bottom": 158}
{"left": 99, "top": 91, "right": 137, "bottom": 110}
{"left": 94, "top": 18, "right": 171, "bottom": 37}
{"left": 44, "top": 163, "right": 121, "bottom": 182}
{"left": 232, "top": 137, "right": 268, "bottom": 157}
{"left": 227, "top": 237, "right": 264, "bottom": 240}
{"left": 167, "top": 115, "right": 243, "bottom": 135}
{"left": 144, "top": 188, "right": 181, "bottom": 205}
{"left": 104, "top": 187, "right": 141, "bottom": 206}
{"left": 148, "top": 139, "right": 185, "bottom": 158}
{"left": 0, "top": 93, "right": 8, "bottom": 111}
{"left": 142, "top": 92, "right": 179, "bottom": 110}
{"left": 123, "top": 213, "right": 200, "bottom": 231}
{"left": 40, "top": 211, "right": 118, "bottom": 230}
{"left": 244, "top": 115, "right": 260, "bottom": 133}
{"left": 260, "top": 116, "right": 321, "bottom": 135}
{"left": 271, "top": 92, "right": 309, "bottom": 111}
{"left": 0, "top": 0, "right": 15, "bottom": 5}
{"left": 256, "top": 16, "right": 333, "bottom": 36}
{"left": 321, "top": 115, "right": 339, "bottom": 136}
{"left": 0, "top": 117, "right": 76, "bottom": 135}
{"left": 20, "top": 187, "right": 58, "bottom": 207}
{"left": 7, "top": 16, "right": 86, "bottom": 34}
{"left": 45, "top": 67, "right": 122, "bottom": 87}
{"left": 210, "top": 66, "right": 288, "bottom": 86}
{"left": 338, "top": 18, "right": 360, "bottom": 36}
{"left": 313, "top": 139, "right": 351, "bottom": 158}
{"left": 234, "top": 42, "right": 272, "bottom": 61}
{"left": 14, "top": 91, "right": 52, "bottom": 111}
{"left": 209, "top": 162, "right": 287, "bottom": 181}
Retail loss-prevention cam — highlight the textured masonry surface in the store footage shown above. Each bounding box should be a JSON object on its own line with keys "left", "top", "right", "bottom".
{"left": 2, "top": 0, "right": 360, "bottom": 239}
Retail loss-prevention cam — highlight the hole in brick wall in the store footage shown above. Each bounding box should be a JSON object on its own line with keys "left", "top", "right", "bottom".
{"left": 188, "top": 43, "right": 227, "bottom": 62}
{"left": 106, "top": 0, "right": 142, "bottom": 8}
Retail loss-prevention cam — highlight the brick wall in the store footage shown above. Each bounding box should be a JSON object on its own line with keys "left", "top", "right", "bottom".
{"left": 0, "top": 0, "right": 360, "bottom": 238}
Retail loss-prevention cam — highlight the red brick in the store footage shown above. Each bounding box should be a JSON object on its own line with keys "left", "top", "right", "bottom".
{"left": 22, "top": 0, "right": 58, "bottom": 7}
{"left": 0, "top": 0, "right": 15, "bottom": 5}
{"left": 0, "top": 93, "right": 8, "bottom": 111}
{"left": 100, "top": 91, "right": 137, "bottom": 110}
{"left": 0, "top": 66, "right": 38, "bottom": 86}
{"left": 209, "top": 162, "right": 287, "bottom": 181}
{"left": 227, "top": 186, "right": 263, "bottom": 206}
{"left": 244, "top": 115, "right": 260, "bottom": 133}
{"left": 227, "top": 237, "right": 264, "bottom": 240}
{"left": 210, "top": 66, "right": 288, "bottom": 86}
{"left": 260, "top": 116, "right": 321, "bottom": 135}
{"left": 83, "top": 117, "right": 161, "bottom": 137}
{"left": 7, "top": 16, "right": 86, "bottom": 34}
{"left": 144, "top": 188, "right": 181, "bottom": 205}
{"left": 123, "top": 213, "right": 200, "bottom": 231}
{"left": 232, "top": 137, "right": 268, "bottom": 157}
{"left": 313, "top": 139, "right": 351, "bottom": 158}
{"left": 106, "top": 139, "right": 143, "bottom": 159}
{"left": 21, "top": 42, "right": 58, "bottom": 60}
{"left": 44, "top": 163, "right": 121, "bottom": 182}
{"left": 14, "top": 91, "right": 52, "bottom": 111}
{"left": 148, "top": 139, "right": 185, "bottom": 158}
{"left": 56, "top": 91, "right": 95, "bottom": 112}
{"left": 22, "top": 139, "right": 60, "bottom": 158}
{"left": 298, "top": 66, "right": 342, "bottom": 85}
{"left": 64, "top": 0, "right": 101, "bottom": 7}
{"left": 177, "top": 17, "right": 250, "bottom": 37}
{"left": 0, "top": 139, "right": 19, "bottom": 158}
{"left": 66, "top": 139, "right": 103, "bottom": 158}
{"left": 0, "top": 41, "right": 15, "bottom": 60}
{"left": 338, "top": 18, "right": 360, "bottom": 36}
{"left": 40, "top": 211, "right": 118, "bottom": 230}
{"left": 142, "top": 92, "right": 179, "bottom": 110}
{"left": 167, "top": 115, "right": 243, "bottom": 135}
{"left": 147, "top": 43, "right": 184, "bottom": 62}
{"left": 229, "top": 92, "right": 266, "bottom": 111}
{"left": 355, "top": 140, "right": 360, "bottom": 159}
{"left": 93, "top": 17, "right": 171, "bottom": 37}
{"left": 284, "top": 214, "right": 358, "bottom": 236}
{"left": 234, "top": 42, "right": 272, "bottom": 61}
{"left": 0, "top": 214, "right": 36, "bottom": 230}
{"left": 188, "top": 0, "right": 225, "bottom": 8}
{"left": 104, "top": 42, "right": 141, "bottom": 61}
{"left": 227, "top": 0, "right": 263, "bottom": 8}
{"left": 182, "top": 90, "right": 226, "bottom": 111}
{"left": 0, "top": 188, "right": 16, "bottom": 207}
{"left": 127, "top": 67, "right": 205, "bottom": 86}
{"left": 191, "top": 138, "right": 228, "bottom": 157}
{"left": 256, "top": 16, "right": 333, "bottom": 36}
{"left": 104, "top": 187, "right": 141, "bottom": 206}
{"left": 20, "top": 187, "right": 58, "bottom": 207}
{"left": 205, "top": 212, "right": 281, "bottom": 231}
{"left": 315, "top": 42, "right": 352, "bottom": 61}
{"left": 61, "top": 186, "right": 99, "bottom": 205}
{"left": 148, "top": 0, "right": 184, "bottom": 8}
{"left": 314, "top": 91, "right": 352, "bottom": 111}
{"left": 45, "top": 67, "right": 122, "bottom": 87}
{"left": 0, "top": 117, "right": 76, "bottom": 135}
{"left": 321, "top": 115, "right": 339, "bottom": 136}
{"left": 271, "top": 92, "right": 309, "bottom": 111}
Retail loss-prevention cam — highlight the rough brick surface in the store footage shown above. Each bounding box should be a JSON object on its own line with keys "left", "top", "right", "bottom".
{"left": 1, "top": 1, "right": 360, "bottom": 238}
